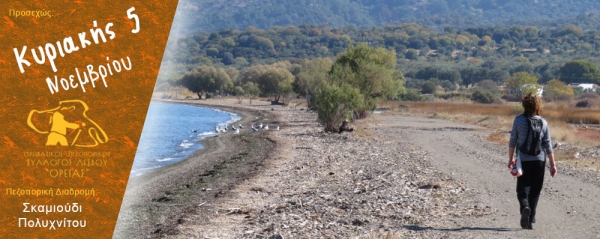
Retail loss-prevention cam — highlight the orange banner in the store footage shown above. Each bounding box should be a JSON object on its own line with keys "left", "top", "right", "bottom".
{"left": 0, "top": 1, "right": 178, "bottom": 237}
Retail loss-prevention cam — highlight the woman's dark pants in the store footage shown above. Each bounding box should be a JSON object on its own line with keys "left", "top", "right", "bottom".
{"left": 517, "top": 160, "right": 546, "bottom": 222}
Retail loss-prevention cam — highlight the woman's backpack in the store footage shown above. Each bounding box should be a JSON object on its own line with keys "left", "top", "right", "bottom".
{"left": 519, "top": 115, "right": 544, "bottom": 156}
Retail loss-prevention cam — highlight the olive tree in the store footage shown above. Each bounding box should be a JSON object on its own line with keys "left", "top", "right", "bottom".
{"left": 293, "top": 58, "right": 333, "bottom": 108}
{"left": 559, "top": 60, "right": 600, "bottom": 84}
{"left": 242, "top": 82, "right": 260, "bottom": 105}
{"left": 505, "top": 72, "right": 539, "bottom": 98}
{"left": 314, "top": 83, "right": 364, "bottom": 132}
{"left": 327, "top": 43, "right": 404, "bottom": 119}
{"left": 177, "top": 66, "right": 232, "bottom": 99}
{"left": 544, "top": 79, "right": 574, "bottom": 101}
{"left": 239, "top": 63, "right": 295, "bottom": 104}
{"left": 313, "top": 44, "right": 405, "bottom": 132}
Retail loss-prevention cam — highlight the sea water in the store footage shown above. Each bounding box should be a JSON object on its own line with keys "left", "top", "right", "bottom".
{"left": 130, "top": 101, "right": 240, "bottom": 176}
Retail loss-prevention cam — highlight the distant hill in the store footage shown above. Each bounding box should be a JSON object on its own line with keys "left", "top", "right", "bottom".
{"left": 170, "top": 0, "right": 600, "bottom": 35}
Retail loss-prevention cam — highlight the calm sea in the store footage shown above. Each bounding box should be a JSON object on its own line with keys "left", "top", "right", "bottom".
{"left": 130, "top": 101, "right": 240, "bottom": 176}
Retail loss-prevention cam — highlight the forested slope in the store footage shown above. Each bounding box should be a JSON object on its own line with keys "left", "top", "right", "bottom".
{"left": 172, "top": 0, "right": 600, "bottom": 34}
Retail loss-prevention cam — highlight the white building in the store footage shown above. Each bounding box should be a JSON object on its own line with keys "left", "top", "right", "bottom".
{"left": 569, "top": 83, "right": 599, "bottom": 92}
{"left": 520, "top": 84, "right": 544, "bottom": 96}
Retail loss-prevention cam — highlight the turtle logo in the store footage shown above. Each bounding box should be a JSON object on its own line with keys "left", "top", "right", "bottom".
{"left": 27, "top": 100, "right": 108, "bottom": 147}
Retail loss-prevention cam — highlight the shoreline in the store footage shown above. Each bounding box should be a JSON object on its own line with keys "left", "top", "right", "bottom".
{"left": 114, "top": 99, "right": 279, "bottom": 238}
{"left": 113, "top": 98, "right": 600, "bottom": 238}
{"left": 168, "top": 102, "right": 600, "bottom": 238}
{"left": 129, "top": 99, "right": 243, "bottom": 177}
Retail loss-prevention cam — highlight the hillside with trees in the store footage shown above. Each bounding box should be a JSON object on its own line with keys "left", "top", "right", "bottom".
{"left": 161, "top": 22, "right": 600, "bottom": 89}
{"left": 172, "top": 0, "right": 600, "bottom": 34}
{"left": 160, "top": 2, "right": 600, "bottom": 130}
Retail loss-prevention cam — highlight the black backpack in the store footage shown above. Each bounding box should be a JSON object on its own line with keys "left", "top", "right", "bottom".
{"left": 519, "top": 115, "right": 544, "bottom": 156}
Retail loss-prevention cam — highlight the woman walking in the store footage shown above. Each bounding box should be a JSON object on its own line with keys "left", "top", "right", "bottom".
{"left": 507, "top": 93, "right": 557, "bottom": 229}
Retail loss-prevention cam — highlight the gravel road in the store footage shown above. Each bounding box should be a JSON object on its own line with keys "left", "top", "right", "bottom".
{"left": 378, "top": 114, "right": 600, "bottom": 238}
{"left": 124, "top": 101, "right": 600, "bottom": 239}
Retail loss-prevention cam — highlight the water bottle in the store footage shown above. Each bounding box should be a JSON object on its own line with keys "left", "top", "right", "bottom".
{"left": 511, "top": 165, "right": 519, "bottom": 176}
{"left": 511, "top": 157, "right": 523, "bottom": 177}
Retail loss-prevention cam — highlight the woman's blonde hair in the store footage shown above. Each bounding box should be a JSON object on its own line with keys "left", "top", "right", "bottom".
{"left": 522, "top": 92, "right": 541, "bottom": 116}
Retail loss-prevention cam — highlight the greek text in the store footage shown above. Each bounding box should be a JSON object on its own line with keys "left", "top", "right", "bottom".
{"left": 8, "top": 9, "right": 52, "bottom": 18}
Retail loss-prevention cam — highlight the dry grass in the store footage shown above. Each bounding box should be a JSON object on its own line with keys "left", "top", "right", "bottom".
{"left": 382, "top": 101, "right": 600, "bottom": 124}
{"left": 353, "top": 126, "right": 375, "bottom": 137}
{"left": 352, "top": 115, "right": 381, "bottom": 138}
{"left": 549, "top": 122, "right": 577, "bottom": 143}
{"left": 381, "top": 101, "right": 600, "bottom": 147}
{"left": 382, "top": 101, "right": 517, "bottom": 117}
{"left": 487, "top": 131, "right": 509, "bottom": 145}
{"left": 544, "top": 107, "right": 600, "bottom": 124}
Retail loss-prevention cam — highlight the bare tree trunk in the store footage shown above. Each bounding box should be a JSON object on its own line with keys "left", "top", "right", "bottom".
{"left": 353, "top": 109, "right": 369, "bottom": 119}
{"left": 275, "top": 94, "right": 281, "bottom": 104}
{"left": 325, "top": 123, "right": 338, "bottom": 133}
{"left": 323, "top": 104, "right": 348, "bottom": 133}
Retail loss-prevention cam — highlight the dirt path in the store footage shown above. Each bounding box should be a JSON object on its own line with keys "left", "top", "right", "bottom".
{"left": 120, "top": 100, "right": 600, "bottom": 238}
{"left": 378, "top": 114, "right": 600, "bottom": 238}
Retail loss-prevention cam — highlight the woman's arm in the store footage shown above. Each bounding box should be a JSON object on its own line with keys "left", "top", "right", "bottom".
{"left": 508, "top": 117, "right": 519, "bottom": 168}
{"left": 508, "top": 147, "right": 516, "bottom": 169}
{"left": 548, "top": 153, "right": 557, "bottom": 177}
{"left": 543, "top": 119, "right": 556, "bottom": 177}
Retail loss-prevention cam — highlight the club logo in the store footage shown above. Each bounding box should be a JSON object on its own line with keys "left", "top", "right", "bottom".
{"left": 27, "top": 100, "right": 108, "bottom": 147}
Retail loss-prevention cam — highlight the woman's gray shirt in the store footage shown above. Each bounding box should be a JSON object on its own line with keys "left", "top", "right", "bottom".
{"left": 509, "top": 114, "right": 553, "bottom": 162}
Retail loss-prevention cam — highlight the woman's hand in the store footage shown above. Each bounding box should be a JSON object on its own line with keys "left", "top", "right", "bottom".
{"left": 550, "top": 165, "right": 557, "bottom": 177}
{"left": 507, "top": 158, "right": 516, "bottom": 169}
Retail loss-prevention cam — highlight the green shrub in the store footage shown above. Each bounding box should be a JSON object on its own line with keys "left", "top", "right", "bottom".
{"left": 315, "top": 83, "right": 365, "bottom": 132}
{"left": 398, "top": 88, "right": 428, "bottom": 101}
{"left": 471, "top": 89, "right": 500, "bottom": 104}
{"left": 440, "top": 80, "right": 457, "bottom": 91}
{"left": 421, "top": 81, "right": 436, "bottom": 94}
{"left": 435, "top": 92, "right": 471, "bottom": 100}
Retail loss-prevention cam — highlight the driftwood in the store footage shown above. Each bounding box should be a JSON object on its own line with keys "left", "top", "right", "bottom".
{"left": 189, "top": 105, "right": 493, "bottom": 238}
{"left": 338, "top": 120, "right": 354, "bottom": 134}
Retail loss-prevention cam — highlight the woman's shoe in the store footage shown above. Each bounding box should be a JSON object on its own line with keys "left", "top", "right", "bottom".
{"left": 521, "top": 207, "right": 531, "bottom": 229}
